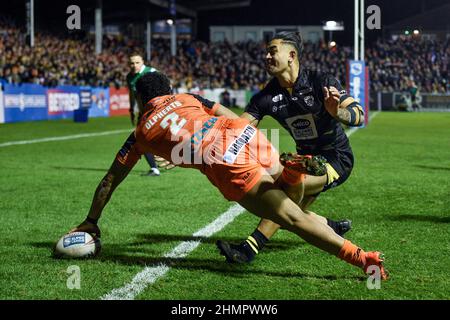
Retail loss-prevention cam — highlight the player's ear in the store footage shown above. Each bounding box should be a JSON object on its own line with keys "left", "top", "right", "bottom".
{"left": 287, "top": 50, "right": 296, "bottom": 66}
{"left": 290, "top": 50, "right": 297, "bottom": 61}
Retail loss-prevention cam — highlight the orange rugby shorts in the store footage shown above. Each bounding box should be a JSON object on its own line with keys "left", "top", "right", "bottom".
{"left": 203, "top": 118, "right": 280, "bottom": 201}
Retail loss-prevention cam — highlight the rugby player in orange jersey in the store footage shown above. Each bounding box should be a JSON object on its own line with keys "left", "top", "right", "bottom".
{"left": 70, "top": 72, "right": 388, "bottom": 280}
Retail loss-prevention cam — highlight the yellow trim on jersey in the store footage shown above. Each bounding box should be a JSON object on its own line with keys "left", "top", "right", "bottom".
{"left": 286, "top": 87, "right": 293, "bottom": 95}
{"left": 339, "top": 97, "right": 357, "bottom": 109}
{"left": 352, "top": 106, "right": 362, "bottom": 124}
{"left": 246, "top": 237, "right": 259, "bottom": 254}
{"left": 325, "top": 163, "right": 340, "bottom": 185}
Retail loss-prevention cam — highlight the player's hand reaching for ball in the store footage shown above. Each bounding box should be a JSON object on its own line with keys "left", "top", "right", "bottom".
{"left": 69, "top": 219, "right": 101, "bottom": 238}
{"left": 323, "top": 86, "right": 341, "bottom": 118}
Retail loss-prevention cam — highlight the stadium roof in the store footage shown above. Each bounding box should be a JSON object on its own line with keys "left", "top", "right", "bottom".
{"left": 0, "top": 0, "right": 251, "bottom": 25}
{"left": 101, "top": 0, "right": 251, "bottom": 21}
{"left": 386, "top": 3, "right": 450, "bottom": 31}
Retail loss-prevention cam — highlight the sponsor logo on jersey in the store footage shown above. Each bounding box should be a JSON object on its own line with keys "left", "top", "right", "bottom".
{"left": 285, "top": 114, "right": 318, "bottom": 140}
{"left": 304, "top": 95, "right": 315, "bottom": 107}
{"left": 298, "top": 88, "right": 313, "bottom": 95}
{"left": 223, "top": 125, "right": 256, "bottom": 164}
{"left": 191, "top": 117, "right": 218, "bottom": 146}
{"left": 272, "top": 94, "right": 283, "bottom": 103}
{"left": 272, "top": 104, "right": 287, "bottom": 113}
{"left": 291, "top": 118, "right": 311, "bottom": 129}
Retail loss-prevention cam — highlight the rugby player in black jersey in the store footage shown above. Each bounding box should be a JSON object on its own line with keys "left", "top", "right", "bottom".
{"left": 217, "top": 31, "right": 365, "bottom": 263}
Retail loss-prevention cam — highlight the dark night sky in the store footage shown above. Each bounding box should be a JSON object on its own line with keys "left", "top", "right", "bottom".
{"left": 196, "top": 0, "right": 450, "bottom": 44}
{"left": 1, "top": 0, "right": 449, "bottom": 44}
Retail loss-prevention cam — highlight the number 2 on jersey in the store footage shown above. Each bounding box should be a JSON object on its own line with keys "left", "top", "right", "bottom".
{"left": 160, "top": 112, "right": 187, "bottom": 135}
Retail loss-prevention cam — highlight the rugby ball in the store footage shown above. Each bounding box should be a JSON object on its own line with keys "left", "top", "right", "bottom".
{"left": 53, "top": 232, "right": 101, "bottom": 259}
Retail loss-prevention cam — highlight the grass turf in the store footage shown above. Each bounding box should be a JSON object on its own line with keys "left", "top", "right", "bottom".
{"left": 0, "top": 111, "right": 449, "bottom": 299}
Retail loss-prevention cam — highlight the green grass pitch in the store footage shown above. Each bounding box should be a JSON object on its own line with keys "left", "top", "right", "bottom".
{"left": 0, "top": 111, "right": 449, "bottom": 299}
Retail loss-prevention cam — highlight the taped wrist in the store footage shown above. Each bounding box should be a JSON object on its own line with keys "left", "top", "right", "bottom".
{"left": 339, "top": 95, "right": 363, "bottom": 125}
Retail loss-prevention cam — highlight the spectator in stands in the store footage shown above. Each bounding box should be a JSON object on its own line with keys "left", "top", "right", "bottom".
{"left": 220, "top": 89, "right": 232, "bottom": 108}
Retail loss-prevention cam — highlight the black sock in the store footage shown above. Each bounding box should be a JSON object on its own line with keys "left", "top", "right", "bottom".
{"left": 243, "top": 229, "right": 269, "bottom": 256}
{"left": 327, "top": 218, "right": 339, "bottom": 233}
{"left": 144, "top": 153, "right": 157, "bottom": 168}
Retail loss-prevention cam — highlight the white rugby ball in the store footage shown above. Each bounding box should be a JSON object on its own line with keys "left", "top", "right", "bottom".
{"left": 54, "top": 232, "right": 101, "bottom": 259}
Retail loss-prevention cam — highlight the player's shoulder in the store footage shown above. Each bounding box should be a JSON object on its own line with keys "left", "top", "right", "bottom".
{"left": 308, "top": 69, "right": 340, "bottom": 87}
{"left": 178, "top": 92, "right": 199, "bottom": 101}
{"left": 249, "top": 78, "right": 279, "bottom": 105}
{"left": 183, "top": 92, "right": 216, "bottom": 108}
{"left": 302, "top": 69, "right": 329, "bottom": 85}
{"left": 172, "top": 92, "right": 202, "bottom": 104}
{"left": 144, "top": 66, "right": 158, "bottom": 73}
{"left": 301, "top": 69, "right": 343, "bottom": 94}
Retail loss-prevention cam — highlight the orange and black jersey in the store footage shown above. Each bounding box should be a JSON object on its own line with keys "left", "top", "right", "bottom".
{"left": 246, "top": 68, "right": 363, "bottom": 155}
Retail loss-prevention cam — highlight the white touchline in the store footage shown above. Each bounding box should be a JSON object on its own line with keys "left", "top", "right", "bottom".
{"left": 101, "top": 204, "right": 246, "bottom": 300}
{"left": 100, "top": 111, "right": 381, "bottom": 300}
{"left": 0, "top": 129, "right": 131, "bottom": 148}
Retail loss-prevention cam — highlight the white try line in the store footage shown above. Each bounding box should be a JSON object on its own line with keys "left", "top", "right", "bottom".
{"left": 346, "top": 111, "right": 380, "bottom": 137}
{"left": 102, "top": 204, "right": 246, "bottom": 300}
{"left": 0, "top": 129, "right": 131, "bottom": 148}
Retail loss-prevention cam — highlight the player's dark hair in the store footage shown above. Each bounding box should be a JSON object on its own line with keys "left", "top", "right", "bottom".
{"left": 129, "top": 51, "right": 144, "bottom": 59}
{"left": 136, "top": 72, "right": 171, "bottom": 105}
{"left": 272, "top": 31, "right": 304, "bottom": 61}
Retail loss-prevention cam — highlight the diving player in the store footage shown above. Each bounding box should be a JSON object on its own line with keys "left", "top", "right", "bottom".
{"left": 69, "top": 71, "right": 387, "bottom": 280}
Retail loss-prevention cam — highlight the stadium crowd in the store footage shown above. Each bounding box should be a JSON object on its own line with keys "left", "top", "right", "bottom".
{"left": 0, "top": 16, "right": 448, "bottom": 93}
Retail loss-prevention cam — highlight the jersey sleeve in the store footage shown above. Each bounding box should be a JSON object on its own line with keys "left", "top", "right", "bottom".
{"left": 244, "top": 95, "right": 267, "bottom": 121}
{"left": 187, "top": 93, "right": 220, "bottom": 115}
{"left": 116, "top": 132, "right": 142, "bottom": 168}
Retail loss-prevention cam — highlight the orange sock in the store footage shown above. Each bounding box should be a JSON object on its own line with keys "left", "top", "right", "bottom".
{"left": 338, "top": 239, "right": 366, "bottom": 268}
{"left": 281, "top": 167, "right": 305, "bottom": 186}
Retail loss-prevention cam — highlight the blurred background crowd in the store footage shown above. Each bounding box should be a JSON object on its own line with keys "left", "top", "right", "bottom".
{"left": 1, "top": 16, "right": 448, "bottom": 93}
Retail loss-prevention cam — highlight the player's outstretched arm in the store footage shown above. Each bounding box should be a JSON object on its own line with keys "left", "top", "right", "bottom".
{"left": 240, "top": 112, "right": 260, "bottom": 127}
{"left": 70, "top": 159, "right": 132, "bottom": 236}
{"left": 214, "top": 104, "right": 240, "bottom": 119}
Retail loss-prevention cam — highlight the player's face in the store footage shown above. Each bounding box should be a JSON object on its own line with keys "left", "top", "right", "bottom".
{"left": 265, "top": 39, "right": 292, "bottom": 76}
{"left": 129, "top": 56, "right": 144, "bottom": 74}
